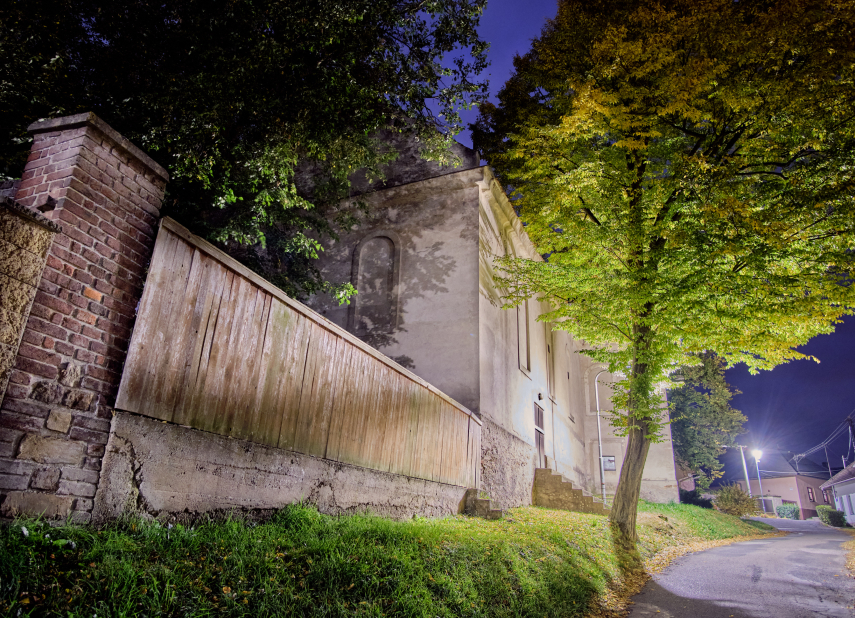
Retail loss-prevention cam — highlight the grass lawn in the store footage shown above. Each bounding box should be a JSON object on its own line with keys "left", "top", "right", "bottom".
{"left": 0, "top": 502, "right": 775, "bottom": 617}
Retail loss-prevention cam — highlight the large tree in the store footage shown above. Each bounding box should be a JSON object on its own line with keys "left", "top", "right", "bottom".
{"left": 670, "top": 353, "right": 746, "bottom": 491}
{"left": 1, "top": 0, "right": 487, "bottom": 298}
{"left": 473, "top": 0, "right": 855, "bottom": 542}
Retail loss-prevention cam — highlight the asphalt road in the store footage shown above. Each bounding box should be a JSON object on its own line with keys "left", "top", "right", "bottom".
{"left": 627, "top": 518, "right": 855, "bottom": 618}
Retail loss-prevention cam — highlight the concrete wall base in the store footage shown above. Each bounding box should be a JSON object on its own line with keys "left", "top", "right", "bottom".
{"left": 639, "top": 479, "right": 680, "bottom": 504}
{"left": 480, "top": 416, "right": 535, "bottom": 509}
{"left": 92, "top": 411, "right": 469, "bottom": 523}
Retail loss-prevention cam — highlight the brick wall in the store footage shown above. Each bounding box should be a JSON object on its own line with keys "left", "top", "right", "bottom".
{"left": 0, "top": 112, "right": 168, "bottom": 522}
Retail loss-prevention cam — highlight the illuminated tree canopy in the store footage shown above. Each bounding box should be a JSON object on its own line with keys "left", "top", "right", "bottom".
{"left": 474, "top": 0, "right": 855, "bottom": 541}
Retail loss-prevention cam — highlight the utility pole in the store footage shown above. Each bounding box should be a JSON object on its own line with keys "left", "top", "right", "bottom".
{"left": 825, "top": 445, "right": 833, "bottom": 479}
{"left": 738, "top": 445, "right": 752, "bottom": 497}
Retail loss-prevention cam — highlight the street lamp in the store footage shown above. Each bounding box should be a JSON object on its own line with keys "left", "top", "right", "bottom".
{"left": 752, "top": 449, "right": 765, "bottom": 512}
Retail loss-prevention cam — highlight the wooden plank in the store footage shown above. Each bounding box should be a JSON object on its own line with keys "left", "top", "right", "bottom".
{"left": 413, "top": 391, "right": 440, "bottom": 482}
{"left": 172, "top": 256, "right": 227, "bottom": 425}
{"left": 275, "top": 311, "right": 313, "bottom": 451}
{"left": 189, "top": 269, "right": 240, "bottom": 434}
{"left": 180, "top": 262, "right": 231, "bottom": 424}
{"left": 228, "top": 291, "right": 272, "bottom": 442}
{"left": 468, "top": 418, "right": 482, "bottom": 489}
{"left": 395, "top": 381, "right": 423, "bottom": 478}
{"left": 323, "top": 339, "right": 356, "bottom": 460}
{"left": 246, "top": 298, "right": 298, "bottom": 446}
{"left": 293, "top": 327, "right": 340, "bottom": 458}
{"left": 151, "top": 247, "right": 207, "bottom": 422}
{"left": 116, "top": 229, "right": 183, "bottom": 414}
{"left": 335, "top": 351, "right": 379, "bottom": 467}
{"left": 138, "top": 234, "right": 196, "bottom": 421}
{"left": 378, "top": 371, "right": 406, "bottom": 474}
{"left": 364, "top": 363, "right": 393, "bottom": 471}
{"left": 116, "top": 224, "right": 177, "bottom": 412}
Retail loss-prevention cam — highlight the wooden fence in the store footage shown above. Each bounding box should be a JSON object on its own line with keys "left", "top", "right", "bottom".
{"left": 116, "top": 218, "right": 481, "bottom": 488}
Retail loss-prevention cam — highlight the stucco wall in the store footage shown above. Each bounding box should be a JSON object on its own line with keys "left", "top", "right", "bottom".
{"left": 305, "top": 169, "right": 481, "bottom": 413}
{"left": 737, "top": 475, "right": 830, "bottom": 519}
{"left": 479, "top": 416, "right": 535, "bottom": 509}
{"left": 90, "top": 411, "right": 468, "bottom": 523}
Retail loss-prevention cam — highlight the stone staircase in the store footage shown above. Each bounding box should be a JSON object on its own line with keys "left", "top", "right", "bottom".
{"left": 532, "top": 468, "right": 610, "bottom": 515}
{"left": 463, "top": 488, "right": 504, "bottom": 520}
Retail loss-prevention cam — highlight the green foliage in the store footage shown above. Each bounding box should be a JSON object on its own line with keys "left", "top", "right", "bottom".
{"left": 776, "top": 503, "right": 800, "bottom": 520}
{"left": 679, "top": 489, "right": 713, "bottom": 509}
{"left": 670, "top": 353, "right": 746, "bottom": 490}
{"left": 0, "top": 504, "right": 772, "bottom": 617}
{"left": 473, "top": 0, "right": 855, "bottom": 540}
{"left": 1, "top": 0, "right": 488, "bottom": 298}
{"left": 714, "top": 484, "right": 758, "bottom": 518}
{"left": 817, "top": 504, "right": 847, "bottom": 527}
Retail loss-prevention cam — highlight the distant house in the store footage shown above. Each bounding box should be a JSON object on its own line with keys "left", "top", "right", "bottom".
{"left": 732, "top": 451, "right": 831, "bottom": 519}
{"left": 820, "top": 462, "right": 855, "bottom": 525}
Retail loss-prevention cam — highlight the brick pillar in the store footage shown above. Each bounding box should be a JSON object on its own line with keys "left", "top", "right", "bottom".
{"left": 0, "top": 113, "right": 168, "bottom": 522}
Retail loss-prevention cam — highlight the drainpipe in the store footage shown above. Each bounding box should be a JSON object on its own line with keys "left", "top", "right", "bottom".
{"left": 595, "top": 369, "right": 608, "bottom": 505}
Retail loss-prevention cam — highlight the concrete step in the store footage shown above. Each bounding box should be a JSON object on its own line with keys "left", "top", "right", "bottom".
{"left": 532, "top": 468, "right": 610, "bottom": 515}
{"left": 463, "top": 488, "right": 503, "bottom": 520}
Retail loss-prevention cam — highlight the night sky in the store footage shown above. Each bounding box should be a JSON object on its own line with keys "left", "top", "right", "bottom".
{"left": 462, "top": 0, "right": 855, "bottom": 466}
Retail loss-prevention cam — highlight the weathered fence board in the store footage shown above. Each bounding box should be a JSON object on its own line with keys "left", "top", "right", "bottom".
{"left": 117, "top": 218, "right": 481, "bottom": 488}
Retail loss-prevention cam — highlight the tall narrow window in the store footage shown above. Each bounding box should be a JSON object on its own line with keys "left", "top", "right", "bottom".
{"left": 518, "top": 301, "right": 530, "bottom": 372}
{"left": 534, "top": 402, "right": 545, "bottom": 468}
{"left": 847, "top": 494, "right": 853, "bottom": 515}
{"left": 349, "top": 232, "right": 400, "bottom": 336}
{"left": 807, "top": 486, "right": 815, "bottom": 503}
{"left": 545, "top": 325, "right": 555, "bottom": 400}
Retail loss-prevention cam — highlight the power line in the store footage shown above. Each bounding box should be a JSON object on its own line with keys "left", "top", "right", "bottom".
{"left": 792, "top": 409, "right": 855, "bottom": 466}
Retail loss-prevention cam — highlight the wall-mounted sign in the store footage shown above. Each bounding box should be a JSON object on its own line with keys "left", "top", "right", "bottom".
{"left": 602, "top": 456, "right": 616, "bottom": 471}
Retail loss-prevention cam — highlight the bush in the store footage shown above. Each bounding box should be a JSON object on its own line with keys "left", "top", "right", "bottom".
{"left": 817, "top": 504, "right": 847, "bottom": 527}
{"left": 680, "top": 489, "right": 713, "bottom": 509}
{"left": 714, "top": 483, "right": 758, "bottom": 517}
{"left": 776, "top": 503, "right": 799, "bottom": 520}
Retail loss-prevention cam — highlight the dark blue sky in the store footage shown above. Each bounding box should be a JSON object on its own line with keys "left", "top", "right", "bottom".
{"left": 464, "top": 0, "right": 855, "bottom": 464}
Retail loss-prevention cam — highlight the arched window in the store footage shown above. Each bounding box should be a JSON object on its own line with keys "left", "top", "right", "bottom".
{"left": 349, "top": 231, "right": 401, "bottom": 335}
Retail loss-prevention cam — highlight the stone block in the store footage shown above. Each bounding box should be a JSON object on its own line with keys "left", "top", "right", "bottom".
{"left": 0, "top": 473, "right": 32, "bottom": 490}
{"left": 58, "top": 361, "right": 85, "bottom": 387}
{"left": 30, "top": 466, "right": 61, "bottom": 490}
{"left": 0, "top": 209, "right": 53, "bottom": 256}
{"left": 17, "top": 434, "right": 86, "bottom": 465}
{"left": 58, "top": 479, "right": 97, "bottom": 497}
{"left": 0, "top": 342, "right": 14, "bottom": 388}
{"left": 61, "top": 466, "right": 99, "bottom": 484}
{"left": 46, "top": 409, "right": 73, "bottom": 433}
{"left": 30, "top": 381, "right": 66, "bottom": 404}
{"left": 1, "top": 491, "right": 74, "bottom": 518}
{"left": 63, "top": 389, "right": 94, "bottom": 411}
{"left": 0, "top": 238, "right": 45, "bottom": 285}
{"left": 0, "top": 273, "right": 36, "bottom": 342}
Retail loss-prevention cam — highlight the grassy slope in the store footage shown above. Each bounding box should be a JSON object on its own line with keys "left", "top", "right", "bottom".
{"left": 0, "top": 502, "right": 774, "bottom": 618}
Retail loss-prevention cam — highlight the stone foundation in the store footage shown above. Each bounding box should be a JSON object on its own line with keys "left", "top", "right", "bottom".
{"left": 91, "top": 411, "right": 469, "bottom": 523}
{"left": 480, "top": 416, "right": 535, "bottom": 509}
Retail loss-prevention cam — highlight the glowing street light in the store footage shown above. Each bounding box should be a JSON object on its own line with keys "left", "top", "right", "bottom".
{"left": 752, "top": 449, "right": 765, "bottom": 512}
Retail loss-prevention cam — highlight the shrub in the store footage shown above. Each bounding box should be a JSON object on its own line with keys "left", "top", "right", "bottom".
{"left": 776, "top": 503, "right": 799, "bottom": 520}
{"left": 680, "top": 489, "right": 713, "bottom": 509}
{"left": 817, "top": 504, "right": 847, "bottom": 527}
{"left": 714, "top": 483, "right": 758, "bottom": 517}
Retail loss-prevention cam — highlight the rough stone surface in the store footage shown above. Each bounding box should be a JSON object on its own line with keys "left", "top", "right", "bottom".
{"left": 30, "top": 466, "right": 61, "bottom": 490}
{"left": 17, "top": 434, "right": 86, "bottom": 465}
{"left": 63, "top": 389, "right": 94, "bottom": 410}
{"left": 480, "top": 416, "right": 535, "bottom": 509}
{"left": 46, "top": 409, "right": 73, "bottom": 433}
{"left": 31, "top": 381, "right": 66, "bottom": 404}
{"left": 1, "top": 491, "right": 75, "bottom": 518}
{"left": 532, "top": 468, "right": 609, "bottom": 514}
{"left": 93, "top": 412, "right": 469, "bottom": 523}
{"left": 57, "top": 362, "right": 84, "bottom": 387}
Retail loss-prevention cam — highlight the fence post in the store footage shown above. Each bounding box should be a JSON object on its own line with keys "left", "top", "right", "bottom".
{"left": 0, "top": 113, "right": 168, "bottom": 522}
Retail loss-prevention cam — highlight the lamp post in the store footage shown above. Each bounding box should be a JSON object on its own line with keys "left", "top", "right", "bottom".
{"left": 752, "top": 449, "right": 764, "bottom": 512}
{"left": 738, "top": 446, "right": 752, "bottom": 497}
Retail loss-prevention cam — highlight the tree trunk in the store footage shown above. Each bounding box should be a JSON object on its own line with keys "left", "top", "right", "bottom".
{"left": 608, "top": 414, "right": 651, "bottom": 544}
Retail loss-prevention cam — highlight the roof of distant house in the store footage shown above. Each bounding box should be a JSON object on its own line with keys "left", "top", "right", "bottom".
{"left": 820, "top": 461, "right": 855, "bottom": 490}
